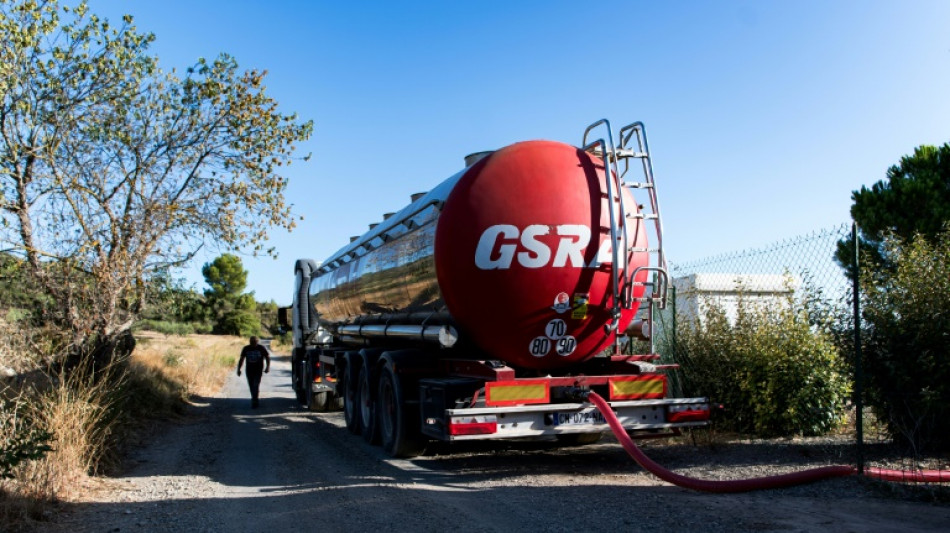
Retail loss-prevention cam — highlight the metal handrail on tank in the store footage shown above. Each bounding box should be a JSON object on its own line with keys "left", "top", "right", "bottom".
{"left": 584, "top": 120, "right": 670, "bottom": 353}
{"left": 582, "top": 125, "right": 624, "bottom": 339}
{"left": 630, "top": 266, "right": 669, "bottom": 354}
{"left": 316, "top": 197, "right": 446, "bottom": 276}
{"left": 609, "top": 128, "right": 632, "bottom": 312}
{"left": 619, "top": 121, "right": 668, "bottom": 309}
{"left": 585, "top": 120, "right": 657, "bottom": 344}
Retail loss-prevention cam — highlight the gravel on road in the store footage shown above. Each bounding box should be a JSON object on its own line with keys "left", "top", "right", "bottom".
{"left": 36, "top": 353, "right": 950, "bottom": 533}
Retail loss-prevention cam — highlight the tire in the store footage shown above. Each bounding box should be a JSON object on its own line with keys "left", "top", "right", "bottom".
{"left": 293, "top": 349, "right": 307, "bottom": 405}
{"left": 343, "top": 361, "right": 361, "bottom": 435}
{"left": 304, "top": 356, "right": 329, "bottom": 413}
{"left": 377, "top": 363, "right": 426, "bottom": 458}
{"left": 308, "top": 391, "right": 328, "bottom": 412}
{"left": 304, "top": 352, "right": 330, "bottom": 412}
{"left": 358, "top": 362, "right": 379, "bottom": 444}
{"left": 556, "top": 432, "right": 605, "bottom": 446}
{"left": 330, "top": 394, "right": 344, "bottom": 411}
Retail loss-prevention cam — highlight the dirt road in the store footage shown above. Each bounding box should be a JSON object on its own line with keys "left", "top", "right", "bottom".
{"left": 40, "top": 353, "right": 950, "bottom": 532}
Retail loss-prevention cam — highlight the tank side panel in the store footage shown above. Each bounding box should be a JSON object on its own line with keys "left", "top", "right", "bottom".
{"left": 308, "top": 168, "right": 467, "bottom": 325}
{"left": 310, "top": 207, "right": 443, "bottom": 324}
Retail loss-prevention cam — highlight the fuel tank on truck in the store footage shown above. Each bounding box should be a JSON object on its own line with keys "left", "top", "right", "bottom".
{"left": 309, "top": 140, "right": 649, "bottom": 370}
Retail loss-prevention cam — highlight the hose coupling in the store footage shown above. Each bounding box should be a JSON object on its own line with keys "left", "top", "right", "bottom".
{"left": 566, "top": 387, "right": 591, "bottom": 401}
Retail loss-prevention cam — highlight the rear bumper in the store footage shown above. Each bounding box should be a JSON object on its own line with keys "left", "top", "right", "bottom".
{"left": 430, "top": 397, "right": 709, "bottom": 441}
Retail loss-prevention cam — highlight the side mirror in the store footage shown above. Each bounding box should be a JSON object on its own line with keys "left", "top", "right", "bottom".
{"left": 277, "top": 306, "right": 291, "bottom": 329}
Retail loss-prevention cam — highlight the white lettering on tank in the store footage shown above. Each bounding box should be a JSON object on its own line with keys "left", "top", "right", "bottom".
{"left": 475, "top": 224, "right": 519, "bottom": 269}
{"left": 474, "top": 224, "right": 618, "bottom": 270}
{"left": 517, "top": 225, "right": 551, "bottom": 268}
{"left": 586, "top": 238, "right": 615, "bottom": 268}
{"left": 552, "top": 225, "right": 591, "bottom": 268}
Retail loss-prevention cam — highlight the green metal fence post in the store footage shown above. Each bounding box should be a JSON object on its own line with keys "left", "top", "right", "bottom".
{"left": 670, "top": 284, "right": 677, "bottom": 357}
{"left": 852, "top": 222, "right": 864, "bottom": 474}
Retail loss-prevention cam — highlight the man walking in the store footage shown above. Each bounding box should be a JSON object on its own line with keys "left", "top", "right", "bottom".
{"left": 237, "top": 336, "right": 270, "bottom": 408}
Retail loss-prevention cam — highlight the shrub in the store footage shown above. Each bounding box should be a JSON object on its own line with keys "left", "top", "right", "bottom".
{"left": 162, "top": 349, "right": 184, "bottom": 368}
{"left": 0, "top": 394, "right": 51, "bottom": 480}
{"left": 859, "top": 231, "right": 950, "bottom": 452}
{"left": 214, "top": 309, "right": 260, "bottom": 337}
{"left": 5, "top": 364, "right": 128, "bottom": 511}
{"left": 134, "top": 319, "right": 195, "bottom": 336}
{"left": 273, "top": 330, "right": 292, "bottom": 348}
{"left": 672, "top": 291, "right": 850, "bottom": 437}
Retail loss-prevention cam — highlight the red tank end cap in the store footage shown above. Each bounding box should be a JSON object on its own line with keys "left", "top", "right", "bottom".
{"left": 434, "top": 140, "right": 648, "bottom": 370}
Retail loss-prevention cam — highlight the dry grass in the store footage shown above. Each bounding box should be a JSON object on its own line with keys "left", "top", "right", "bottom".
{"left": 1, "top": 366, "right": 121, "bottom": 528}
{"left": 23, "top": 372, "right": 117, "bottom": 495}
{"left": 0, "top": 332, "right": 243, "bottom": 531}
{"left": 130, "top": 332, "right": 243, "bottom": 398}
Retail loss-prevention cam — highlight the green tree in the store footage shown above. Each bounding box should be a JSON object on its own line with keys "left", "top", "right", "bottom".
{"left": 859, "top": 231, "right": 950, "bottom": 452}
{"left": 832, "top": 142, "right": 950, "bottom": 452}
{"left": 256, "top": 300, "right": 280, "bottom": 336}
{"left": 836, "top": 143, "right": 950, "bottom": 272}
{"left": 0, "top": 1, "right": 311, "bottom": 364}
{"left": 202, "top": 254, "right": 249, "bottom": 302}
{"left": 202, "top": 253, "right": 259, "bottom": 336}
{"left": 139, "top": 270, "right": 209, "bottom": 331}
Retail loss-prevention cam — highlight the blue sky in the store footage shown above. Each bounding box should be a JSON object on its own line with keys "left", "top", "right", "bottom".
{"left": 93, "top": 0, "right": 950, "bottom": 304}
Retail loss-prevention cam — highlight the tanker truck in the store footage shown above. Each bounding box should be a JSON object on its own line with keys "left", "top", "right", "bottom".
{"left": 278, "top": 119, "right": 710, "bottom": 457}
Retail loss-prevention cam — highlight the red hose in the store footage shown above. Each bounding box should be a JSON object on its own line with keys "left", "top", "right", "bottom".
{"left": 588, "top": 392, "right": 950, "bottom": 491}
{"left": 864, "top": 467, "right": 950, "bottom": 483}
{"left": 588, "top": 391, "right": 855, "bottom": 493}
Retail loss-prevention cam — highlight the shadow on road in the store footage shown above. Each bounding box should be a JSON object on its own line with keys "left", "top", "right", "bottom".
{"left": 35, "top": 354, "right": 950, "bottom": 532}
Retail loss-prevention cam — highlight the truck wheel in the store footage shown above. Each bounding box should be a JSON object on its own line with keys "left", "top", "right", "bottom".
{"left": 308, "top": 391, "right": 328, "bottom": 412}
{"left": 330, "top": 394, "right": 344, "bottom": 411}
{"left": 378, "top": 364, "right": 426, "bottom": 458}
{"left": 294, "top": 380, "right": 307, "bottom": 405}
{"left": 358, "top": 363, "right": 379, "bottom": 444}
{"left": 343, "top": 362, "right": 361, "bottom": 434}
{"left": 293, "top": 350, "right": 307, "bottom": 405}
{"left": 303, "top": 355, "right": 325, "bottom": 411}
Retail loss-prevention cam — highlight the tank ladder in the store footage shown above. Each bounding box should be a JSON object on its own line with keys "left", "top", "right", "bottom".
{"left": 582, "top": 120, "right": 669, "bottom": 354}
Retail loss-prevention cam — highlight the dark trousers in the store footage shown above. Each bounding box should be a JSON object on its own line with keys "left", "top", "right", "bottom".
{"left": 245, "top": 362, "right": 264, "bottom": 400}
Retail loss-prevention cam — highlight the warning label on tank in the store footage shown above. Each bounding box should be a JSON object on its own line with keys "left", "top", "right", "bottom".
{"left": 532, "top": 317, "right": 581, "bottom": 358}
{"left": 571, "top": 293, "right": 589, "bottom": 320}
{"left": 529, "top": 336, "right": 551, "bottom": 357}
{"left": 552, "top": 292, "right": 570, "bottom": 314}
{"left": 545, "top": 319, "right": 566, "bottom": 339}
{"left": 535, "top": 318, "right": 576, "bottom": 357}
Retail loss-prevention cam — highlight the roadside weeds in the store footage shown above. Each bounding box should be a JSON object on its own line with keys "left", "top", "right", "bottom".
{"left": 0, "top": 333, "right": 241, "bottom": 531}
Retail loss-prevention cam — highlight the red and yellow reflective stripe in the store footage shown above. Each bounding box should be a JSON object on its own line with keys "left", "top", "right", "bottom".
{"left": 608, "top": 376, "right": 666, "bottom": 400}
{"left": 485, "top": 380, "right": 550, "bottom": 406}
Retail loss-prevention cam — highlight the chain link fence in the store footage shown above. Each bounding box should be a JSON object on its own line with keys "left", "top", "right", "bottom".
{"left": 646, "top": 223, "right": 947, "bottom": 478}
{"left": 670, "top": 223, "right": 853, "bottom": 305}
{"left": 653, "top": 223, "right": 854, "bottom": 371}
{"left": 660, "top": 223, "right": 855, "bottom": 384}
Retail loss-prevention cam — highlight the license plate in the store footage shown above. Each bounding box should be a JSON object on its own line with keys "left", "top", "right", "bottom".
{"left": 553, "top": 408, "right": 606, "bottom": 426}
